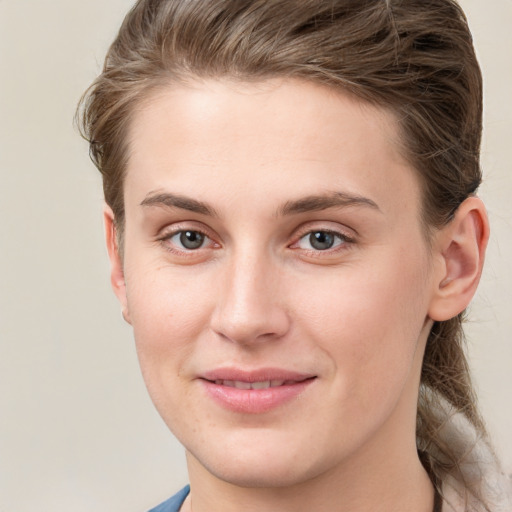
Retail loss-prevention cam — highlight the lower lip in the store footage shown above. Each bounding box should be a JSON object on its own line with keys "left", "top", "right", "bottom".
{"left": 200, "top": 379, "right": 315, "bottom": 414}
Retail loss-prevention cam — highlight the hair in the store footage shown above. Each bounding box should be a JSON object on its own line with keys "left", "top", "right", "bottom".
{"left": 78, "top": 0, "right": 490, "bottom": 508}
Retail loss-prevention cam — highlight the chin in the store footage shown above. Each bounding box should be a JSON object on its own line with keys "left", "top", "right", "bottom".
{"left": 202, "top": 457, "right": 321, "bottom": 489}
{"left": 186, "top": 433, "right": 334, "bottom": 489}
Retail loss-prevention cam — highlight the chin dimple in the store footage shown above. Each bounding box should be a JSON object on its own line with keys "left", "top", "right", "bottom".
{"left": 214, "top": 380, "right": 288, "bottom": 389}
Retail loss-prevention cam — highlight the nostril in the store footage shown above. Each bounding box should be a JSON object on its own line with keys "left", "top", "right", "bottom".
{"left": 211, "top": 317, "right": 290, "bottom": 345}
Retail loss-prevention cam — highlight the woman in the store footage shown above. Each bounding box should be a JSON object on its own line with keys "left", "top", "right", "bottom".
{"left": 78, "top": 0, "right": 512, "bottom": 510}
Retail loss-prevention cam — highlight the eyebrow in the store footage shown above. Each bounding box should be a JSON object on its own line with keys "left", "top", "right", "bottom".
{"left": 278, "top": 192, "right": 380, "bottom": 216}
{"left": 140, "top": 190, "right": 380, "bottom": 218}
{"left": 140, "top": 192, "right": 218, "bottom": 217}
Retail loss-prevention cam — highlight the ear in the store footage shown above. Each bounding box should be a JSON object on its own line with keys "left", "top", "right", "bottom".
{"left": 103, "top": 204, "right": 131, "bottom": 325}
{"left": 428, "top": 197, "right": 489, "bottom": 322}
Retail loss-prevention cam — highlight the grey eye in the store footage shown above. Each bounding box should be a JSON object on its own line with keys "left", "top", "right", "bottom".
{"left": 172, "top": 230, "right": 206, "bottom": 250}
{"left": 309, "top": 231, "right": 335, "bottom": 250}
{"left": 298, "top": 231, "right": 344, "bottom": 251}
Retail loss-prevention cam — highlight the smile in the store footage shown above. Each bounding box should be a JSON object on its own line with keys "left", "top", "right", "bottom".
{"left": 199, "top": 369, "right": 316, "bottom": 414}
{"left": 212, "top": 379, "right": 299, "bottom": 389}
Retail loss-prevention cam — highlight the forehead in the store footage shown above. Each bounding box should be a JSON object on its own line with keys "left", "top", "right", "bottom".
{"left": 125, "top": 78, "right": 421, "bottom": 219}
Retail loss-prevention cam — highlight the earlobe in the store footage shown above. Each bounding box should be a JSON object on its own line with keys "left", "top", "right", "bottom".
{"left": 428, "top": 197, "right": 489, "bottom": 322}
{"left": 103, "top": 204, "right": 132, "bottom": 325}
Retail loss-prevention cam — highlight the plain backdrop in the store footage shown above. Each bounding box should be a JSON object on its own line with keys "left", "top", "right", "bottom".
{"left": 0, "top": 1, "right": 511, "bottom": 510}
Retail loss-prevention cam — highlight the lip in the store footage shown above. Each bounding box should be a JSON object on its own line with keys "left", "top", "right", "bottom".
{"left": 198, "top": 368, "right": 316, "bottom": 414}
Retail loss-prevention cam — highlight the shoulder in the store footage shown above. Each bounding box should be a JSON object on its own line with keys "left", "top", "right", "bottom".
{"left": 147, "top": 485, "right": 190, "bottom": 512}
{"left": 434, "top": 405, "right": 512, "bottom": 512}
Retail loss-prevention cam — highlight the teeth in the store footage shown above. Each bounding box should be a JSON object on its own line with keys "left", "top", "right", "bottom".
{"left": 234, "top": 381, "right": 252, "bottom": 390}
{"left": 251, "top": 381, "right": 270, "bottom": 389}
{"left": 215, "top": 380, "right": 287, "bottom": 389}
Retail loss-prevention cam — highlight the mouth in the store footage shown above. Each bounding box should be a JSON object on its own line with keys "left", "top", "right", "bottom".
{"left": 209, "top": 379, "right": 306, "bottom": 390}
{"left": 198, "top": 369, "right": 316, "bottom": 414}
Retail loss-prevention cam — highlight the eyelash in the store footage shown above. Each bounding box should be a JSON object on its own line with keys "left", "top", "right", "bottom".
{"left": 157, "top": 225, "right": 355, "bottom": 258}
{"left": 157, "top": 224, "right": 218, "bottom": 256}
{"left": 290, "top": 228, "right": 355, "bottom": 256}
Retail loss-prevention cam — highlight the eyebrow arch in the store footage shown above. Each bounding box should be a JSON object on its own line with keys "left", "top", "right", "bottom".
{"left": 140, "top": 192, "right": 218, "bottom": 217}
{"left": 278, "top": 192, "right": 381, "bottom": 216}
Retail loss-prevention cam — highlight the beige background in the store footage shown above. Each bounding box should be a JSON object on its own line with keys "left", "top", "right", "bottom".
{"left": 0, "top": 1, "right": 510, "bottom": 510}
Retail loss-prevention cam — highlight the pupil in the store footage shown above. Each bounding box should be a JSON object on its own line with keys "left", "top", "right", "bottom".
{"left": 180, "top": 231, "right": 204, "bottom": 249}
{"left": 310, "top": 231, "right": 334, "bottom": 250}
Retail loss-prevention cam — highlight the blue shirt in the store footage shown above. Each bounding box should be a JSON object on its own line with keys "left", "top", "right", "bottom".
{"left": 148, "top": 486, "right": 190, "bottom": 512}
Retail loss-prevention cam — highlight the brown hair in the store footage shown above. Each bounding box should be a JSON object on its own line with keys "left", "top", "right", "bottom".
{"left": 78, "top": 0, "right": 489, "bottom": 507}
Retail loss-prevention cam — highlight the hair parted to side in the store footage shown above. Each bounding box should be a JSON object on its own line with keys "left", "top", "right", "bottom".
{"left": 77, "top": 0, "right": 489, "bottom": 507}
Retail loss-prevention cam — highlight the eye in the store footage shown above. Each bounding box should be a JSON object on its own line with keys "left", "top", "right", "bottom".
{"left": 169, "top": 230, "right": 209, "bottom": 250}
{"left": 297, "top": 230, "right": 347, "bottom": 251}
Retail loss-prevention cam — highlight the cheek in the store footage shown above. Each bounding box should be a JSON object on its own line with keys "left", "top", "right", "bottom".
{"left": 123, "top": 264, "right": 213, "bottom": 386}
{"left": 126, "top": 255, "right": 213, "bottom": 330}
{"left": 295, "top": 249, "right": 430, "bottom": 398}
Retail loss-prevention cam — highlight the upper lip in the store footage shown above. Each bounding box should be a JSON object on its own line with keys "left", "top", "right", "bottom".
{"left": 199, "top": 367, "right": 316, "bottom": 383}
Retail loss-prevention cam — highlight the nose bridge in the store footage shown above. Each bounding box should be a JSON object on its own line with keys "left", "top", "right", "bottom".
{"left": 211, "top": 244, "right": 289, "bottom": 344}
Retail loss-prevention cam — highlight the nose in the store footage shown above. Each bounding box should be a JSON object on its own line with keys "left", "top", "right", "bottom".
{"left": 210, "top": 252, "right": 291, "bottom": 345}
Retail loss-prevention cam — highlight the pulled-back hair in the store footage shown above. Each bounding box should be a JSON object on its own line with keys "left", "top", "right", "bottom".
{"left": 78, "top": 0, "right": 490, "bottom": 507}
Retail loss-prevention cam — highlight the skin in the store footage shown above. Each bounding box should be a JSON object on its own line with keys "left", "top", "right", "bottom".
{"left": 105, "top": 79, "right": 488, "bottom": 512}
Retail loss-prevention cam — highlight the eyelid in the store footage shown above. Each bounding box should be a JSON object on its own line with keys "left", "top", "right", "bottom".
{"left": 288, "top": 223, "right": 357, "bottom": 256}
{"left": 292, "top": 222, "right": 356, "bottom": 243}
{"left": 158, "top": 220, "right": 216, "bottom": 240}
{"left": 157, "top": 222, "right": 221, "bottom": 253}
{"left": 168, "top": 231, "right": 211, "bottom": 251}
{"left": 297, "top": 231, "right": 345, "bottom": 249}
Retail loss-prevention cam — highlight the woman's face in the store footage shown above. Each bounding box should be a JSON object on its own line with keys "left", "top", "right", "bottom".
{"left": 114, "top": 79, "right": 439, "bottom": 487}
